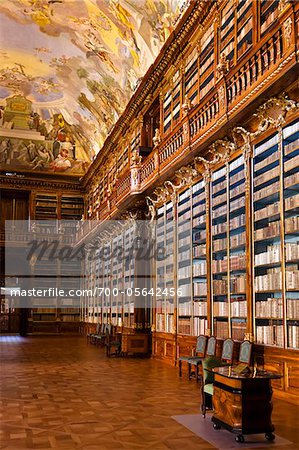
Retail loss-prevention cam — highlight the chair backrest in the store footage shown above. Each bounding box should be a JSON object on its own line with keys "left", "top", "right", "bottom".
{"left": 100, "top": 323, "right": 105, "bottom": 334}
{"left": 239, "top": 340, "right": 252, "bottom": 365}
{"left": 105, "top": 323, "right": 112, "bottom": 335}
{"left": 221, "top": 338, "right": 234, "bottom": 363}
{"left": 202, "top": 356, "right": 222, "bottom": 385}
{"left": 206, "top": 336, "right": 216, "bottom": 356}
{"left": 196, "top": 335, "right": 208, "bottom": 356}
{"left": 95, "top": 323, "right": 101, "bottom": 334}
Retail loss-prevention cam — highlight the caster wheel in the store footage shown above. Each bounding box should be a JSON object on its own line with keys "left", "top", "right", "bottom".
{"left": 213, "top": 423, "right": 221, "bottom": 430}
{"left": 265, "top": 433, "right": 275, "bottom": 441}
{"left": 235, "top": 434, "right": 245, "bottom": 443}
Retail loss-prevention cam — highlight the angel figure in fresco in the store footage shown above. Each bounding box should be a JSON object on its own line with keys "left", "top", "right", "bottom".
{"left": 85, "top": 33, "right": 119, "bottom": 74}
{"left": 50, "top": 148, "right": 71, "bottom": 172}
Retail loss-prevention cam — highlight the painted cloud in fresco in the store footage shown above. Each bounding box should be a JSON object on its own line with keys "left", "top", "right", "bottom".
{"left": 0, "top": 0, "right": 186, "bottom": 160}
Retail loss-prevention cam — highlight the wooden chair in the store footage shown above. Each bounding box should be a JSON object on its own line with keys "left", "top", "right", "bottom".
{"left": 178, "top": 335, "right": 207, "bottom": 378}
{"left": 188, "top": 336, "right": 217, "bottom": 382}
{"left": 106, "top": 330, "right": 122, "bottom": 357}
{"left": 87, "top": 323, "right": 102, "bottom": 344}
{"left": 238, "top": 340, "right": 252, "bottom": 365}
{"left": 200, "top": 338, "right": 234, "bottom": 417}
{"left": 94, "top": 323, "right": 111, "bottom": 346}
{"left": 221, "top": 338, "right": 234, "bottom": 364}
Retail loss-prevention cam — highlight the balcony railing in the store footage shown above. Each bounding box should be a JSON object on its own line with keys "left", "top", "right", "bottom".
{"left": 78, "top": 7, "right": 297, "bottom": 239}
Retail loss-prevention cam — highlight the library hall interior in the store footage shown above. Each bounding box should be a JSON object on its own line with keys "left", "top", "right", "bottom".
{"left": 1, "top": 0, "right": 299, "bottom": 449}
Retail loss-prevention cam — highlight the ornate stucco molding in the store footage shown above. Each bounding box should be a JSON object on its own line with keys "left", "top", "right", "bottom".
{"left": 252, "top": 94, "right": 298, "bottom": 136}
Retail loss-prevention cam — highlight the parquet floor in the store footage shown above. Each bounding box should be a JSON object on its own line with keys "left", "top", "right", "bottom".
{"left": 0, "top": 335, "right": 298, "bottom": 450}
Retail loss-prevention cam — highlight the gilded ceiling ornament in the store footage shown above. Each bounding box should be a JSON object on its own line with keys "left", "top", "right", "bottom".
{"left": 216, "top": 53, "right": 230, "bottom": 79}
{"left": 145, "top": 197, "right": 156, "bottom": 223}
{"left": 283, "top": 17, "right": 293, "bottom": 47}
{"left": 153, "top": 128, "right": 161, "bottom": 147}
{"left": 218, "top": 85, "right": 226, "bottom": 109}
{"left": 175, "top": 165, "right": 197, "bottom": 187}
{"left": 130, "top": 149, "right": 142, "bottom": 166}
{"left": 209, "top": 138, "right": 235, "bottom": 160}
{"left": 279, "top": 0, "right": 290, "bottom": 13}
{"left": 252, "top": 94, "right": 298, "bottom": 135}
{"left": 182, "top": 96, "right": 193, "bottom": 115}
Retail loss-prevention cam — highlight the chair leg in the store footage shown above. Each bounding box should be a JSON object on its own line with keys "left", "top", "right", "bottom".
{"left": 196, "top": 364, "right": 199, "bottom": 383}
{"left": 201, "top": 392, "right": 206, "bottom": 418}
{"left": 179, "top": 360, "right": 182, "bottom": 377}
{"left": 188, "top": 362, "right": 192, "bottom": 380}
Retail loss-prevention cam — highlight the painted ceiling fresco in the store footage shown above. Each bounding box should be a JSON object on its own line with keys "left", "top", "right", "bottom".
{"left": 0, "top": 0, "right": 186, "bottom": 174}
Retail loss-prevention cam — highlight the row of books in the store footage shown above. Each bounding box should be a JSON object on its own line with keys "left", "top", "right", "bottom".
{"left": 214, "top": 301, "right": 229, "bottom": 316}
{"left": 285, "top": 216, "right": 299, "bottom": 233}
{"left": 193, "top": 203, "right": 206, "bottom": 217}
{"left": 213, "top": 279, "right": 228, "bottom": 295}
{"left": 193, "top": 301, "right": 207, "bottom": 316}
{"left": 193, "top": 263, "right": 207, "bottom": 276}
{"left": 212, "top": 180, "right": 226, "bottom": 196}
{"left": 156, "top": 313, "right": 165, "bottom": 332}
{"left": 284, "top": 157, "right": 298, "bottom": 173}
{"left": 213, "top": 191, "right": 226, "bottom": 207}
{"left": 178, "top": 211, "right": 191, "bottom": 222}
{"left": 193, "top": 214, "right": 206, "bottom": 227}
{"left": 254, "top": 202, "right": 279, "bottom": 222}
{"left": 287, "top": 300, "right": 299, "bottom": 319}
{"left": 230, "top": 275, "right": 246, "bottom": 294}
{"left": 256, "top": 324, "right": 284, "bottom": 347}
{"left": 194, "top": 230, "right": 206, "bottom": 242}
{"left": 231, "top": 300, "right": 247, "bottom": 317}
{"left": 260, "top": 8, "right": 279, "bottom": 35}
{"left": 285, "top": 195, "right": 299, "bottom": 211}
{"left": 254, "top": 181, "right": 279, "bottom": 202}
{"left": 254, "top": 166, "right": 279, "bottom": 188}
{"left": 288, "top": 325, "right": 299, "bottom": 349}
{"left": 193, "top": 244, "right": 206, "bottom": 258}
{"left": 194, "top": 283, "right": 207, "bottom": 296}
{"left": 178, "top": 249, "right": 191, "bottom": 262}
{"left": 285, "top": 172, "right": 299, "bottom": 189}
{"left": 229, "top": 183, "right": 245, "bottom": 201}
{"left": 255, "top": 150, "right": 278, "bottom": 172}
{"left": 255, "top": 245, "right": 281, "bottom": 266}
{"left": 231, "top": 320, "right": 247, "bottom": 341}
{"left": 230, "top": 196, "right": 245, "bottom": 212}
{"left": 214, "top": 320, "right": 229, "bottom": 339}
{"left": 194, "top": 318, "right": 208, "bottom": 335}
{"left": 178, "top": 266, "right": 192, "bottom": 279}
{"left": 213, "top": 203, "right": 227, "bottom": 217}
{"left": 255, "top": 267, "right": 282, "bottom": 292}
{"left": 178, "top": 318, "right": 191, "bottom": 335}
{"left": 212, "top": 254, "right": 246, "bottom": 272}
{"left": 178, "top": 236, "right": 192, "bottom": 248}
{"left": 284, "top": 138, "right": 299, "bottom": 155}
{"left": 256, "top": 298, "right": 283, "bottom": 318}
{"left": 286, "top": 243, "right": 299, "bottom": 261}
{"left": 178, "top": 285, "right": 191, "bottom": 297}
{"left": 230, "top": 232, "right": 246, "bottom": 248}
{"left": 229, "top": 168, "right": 245, "bottom": 184}
{"left": 285, "top": 270, "right": 299, "bottom": 290}
{"left": 255, "top": 221, "right": 280, "bottom": 241}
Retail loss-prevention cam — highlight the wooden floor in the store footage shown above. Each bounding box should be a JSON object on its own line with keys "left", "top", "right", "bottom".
{"left": 0, "top": 335, "right": 298, "bottom": 450}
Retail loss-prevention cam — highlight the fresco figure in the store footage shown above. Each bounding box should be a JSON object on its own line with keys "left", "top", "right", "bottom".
{"left": 50, "top": 148, "right": 71, "bottom": 172}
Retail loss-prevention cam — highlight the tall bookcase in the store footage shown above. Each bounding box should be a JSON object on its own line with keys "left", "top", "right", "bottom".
{"left": 153, "top": 117, "right": 299, "bottom": 351}
{"left": 81, "top": 224, "right": 138, "bottom": 330}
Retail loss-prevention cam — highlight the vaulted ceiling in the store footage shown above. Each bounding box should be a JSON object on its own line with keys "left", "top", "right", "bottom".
{"left": 0, "top": 0, "right": 186, "bottom": 158}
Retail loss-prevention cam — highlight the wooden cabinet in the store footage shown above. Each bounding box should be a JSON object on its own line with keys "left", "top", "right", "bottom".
{"left": 121, "top": 333, "right": 149, "bottom": 356}
{"left": 212, "top": 366, "right": 281, "bottom": 442}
